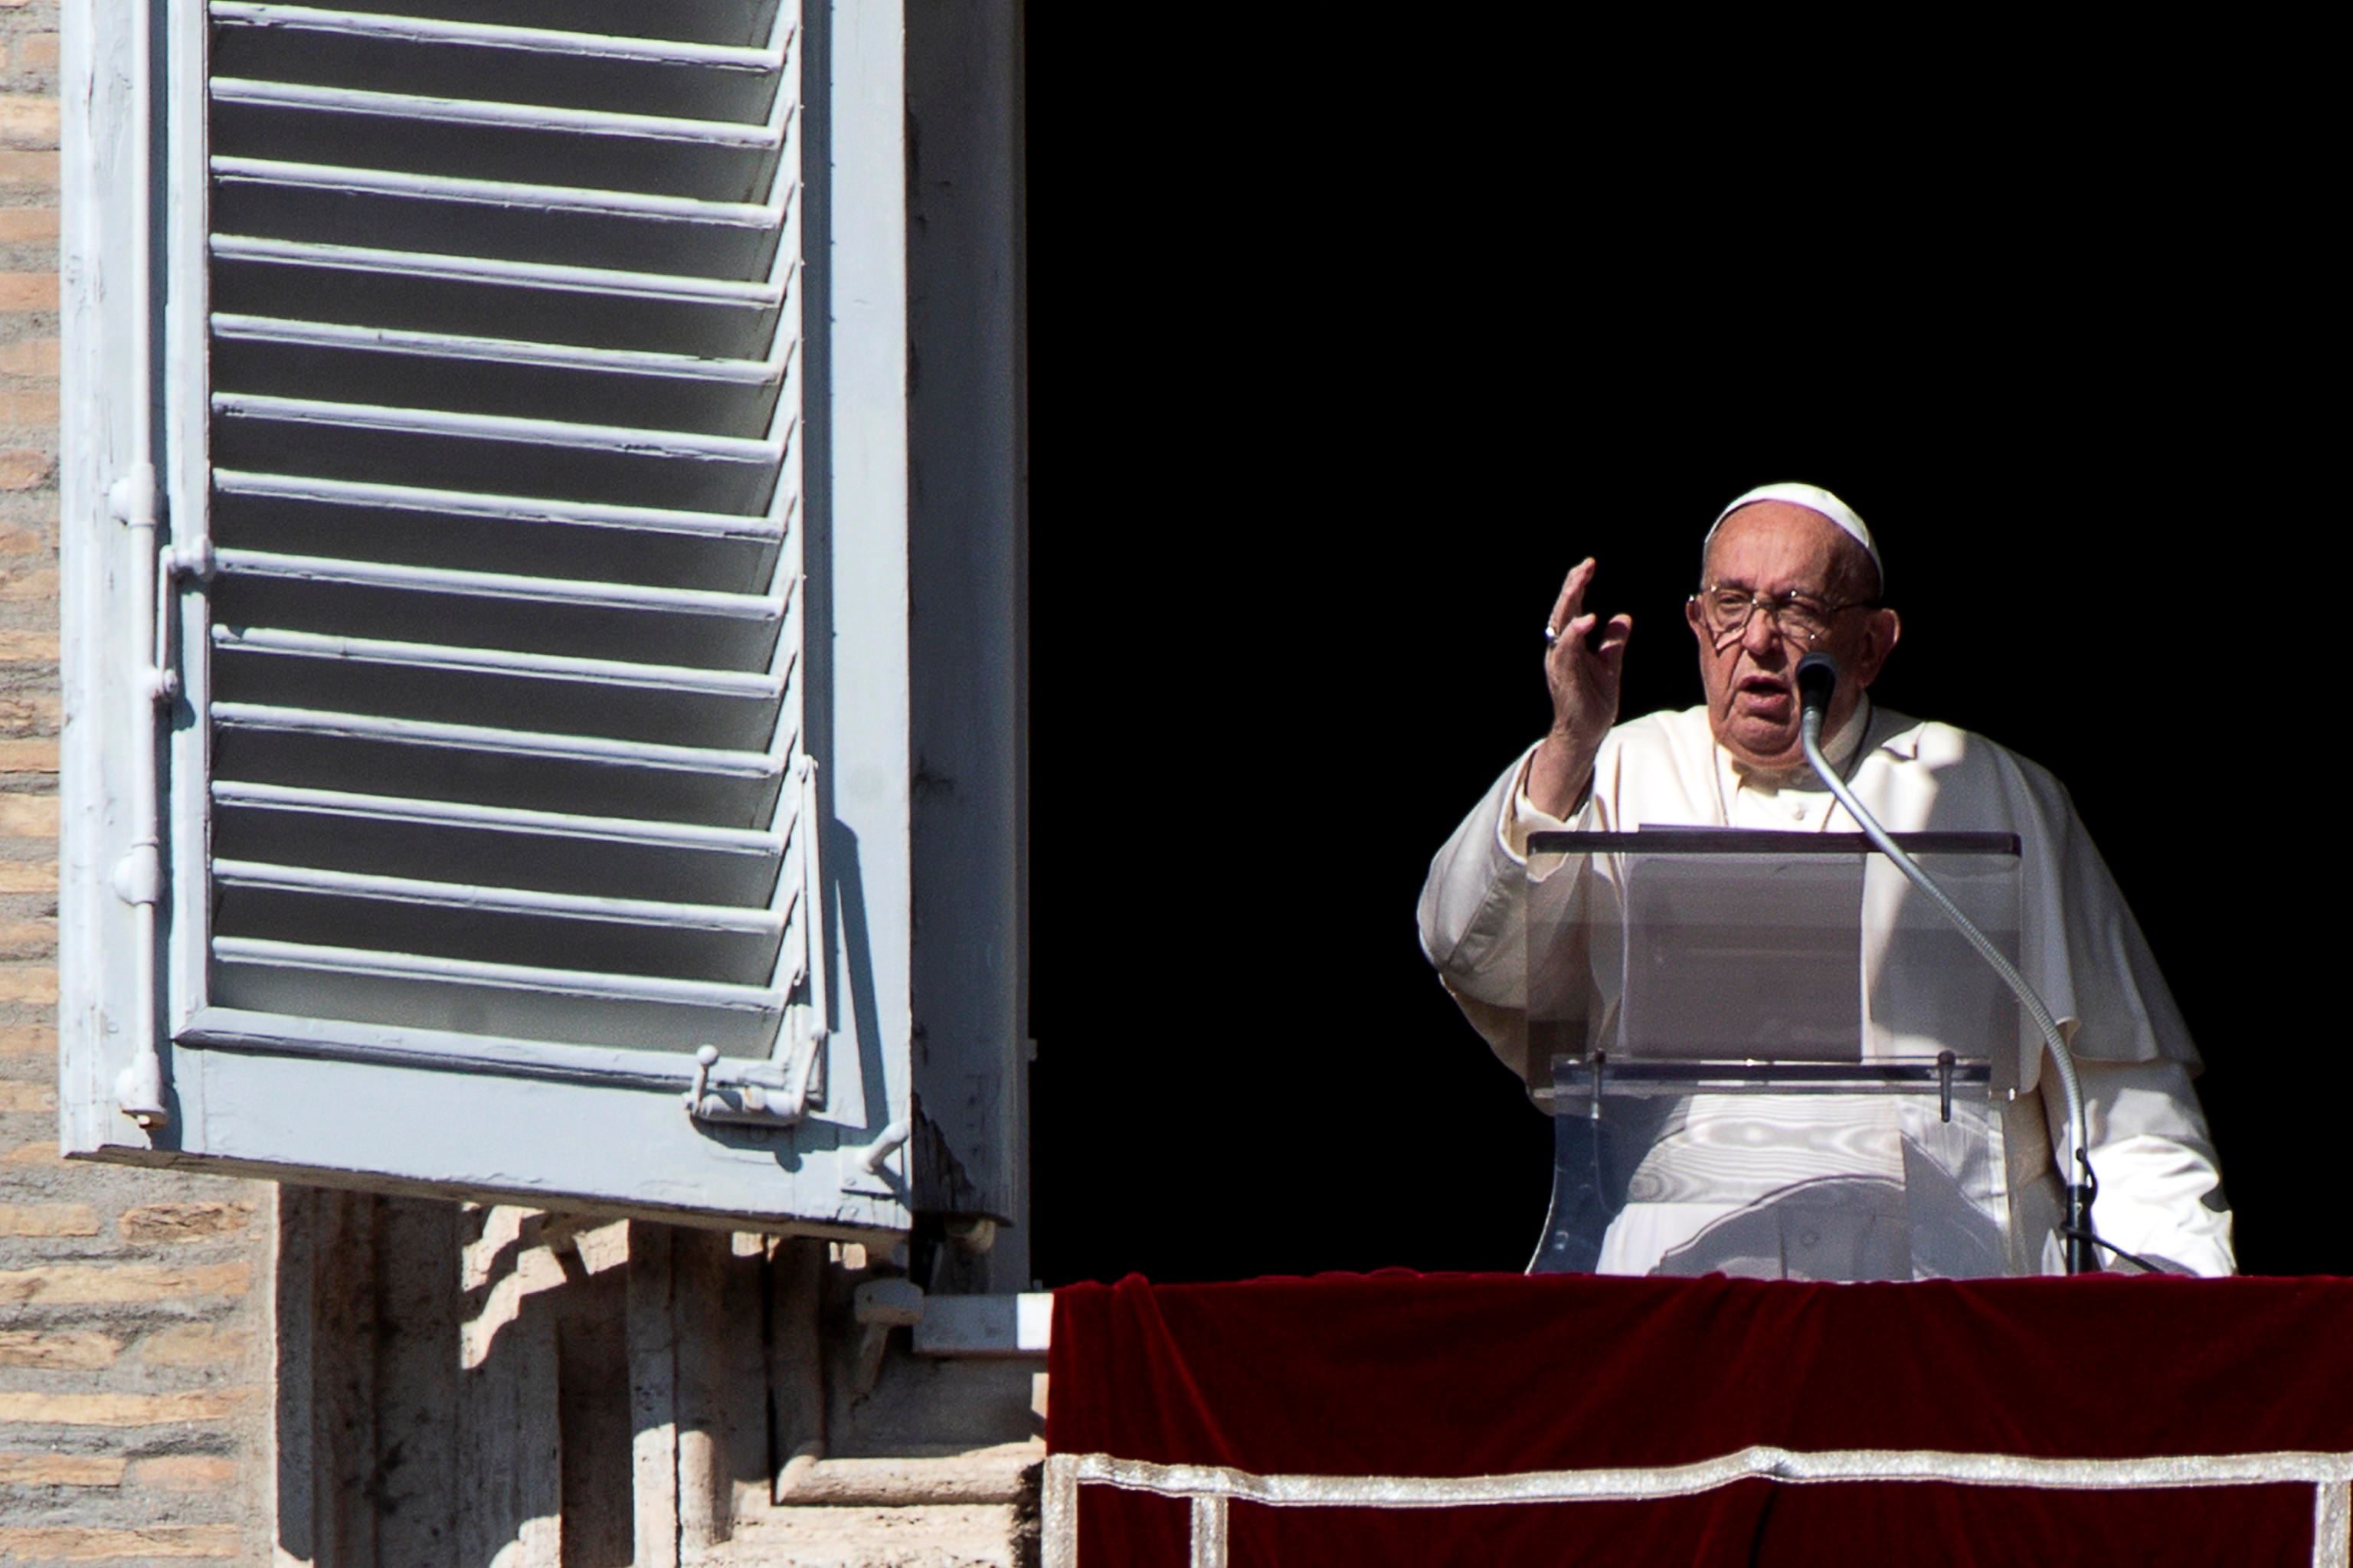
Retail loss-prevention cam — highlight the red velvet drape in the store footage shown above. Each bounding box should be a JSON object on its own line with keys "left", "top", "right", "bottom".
{"left": 1047, "top": 1272, "right": 2353, "bottom": 1566}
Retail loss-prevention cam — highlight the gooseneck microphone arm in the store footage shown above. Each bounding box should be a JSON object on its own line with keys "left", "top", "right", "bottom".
{"left": 1793, "top": 653, "right": 2096, "bottom": 1275}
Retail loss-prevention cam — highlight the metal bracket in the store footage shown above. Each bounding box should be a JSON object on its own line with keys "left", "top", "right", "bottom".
{"left": 107, "top": 464, "right": 156, "bottom": 529}
{"left": 849, "top": 1118, "right": 912, "bottom": 1178}
{"left": 682, "top": 1043, "right": 817, "bottom": 1129}
{"left": 108, "top": 463, "right": 171, "bottom": 1130}
{"left": 679, "top": 755, "right": 834, "bottom": 1132}
{"left": 165, "top": 539, "right": 215, "bottom": 581}
{"left": 795, "top": 754, "right": 830, "bottom": 1090}
{"left": 110, "top": 842, "right": 162, "bottom": 908}
{"left": 114, "top": 1053, "right": 167, "bottom": 1131}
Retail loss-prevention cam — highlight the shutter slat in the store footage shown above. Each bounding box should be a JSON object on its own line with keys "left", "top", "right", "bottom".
{"left": 214, "top": 548, "right": 784, "bottom": 616}
{"left": 213, "top": 317, "right": 781, "bottom": 385}
{"left": 209, "top": 3, "right": 784, "bottom": 70}
{"left": 214, "top": 620, "right": 794, "bottom": 751}
{"left": 217, "top": 937, "right": 787, "bottom": 1004}
{"left": 212, "top": 156, "right": 781, "bottom": 228}
{"left": 212, "top": 235, "right": 785, "bottom": 306}
{"left": 211, "top": 396, "right": 782, "bottom": 463}
{"left": 212, "top": 938, "right": 787, "bottom": 1056}
{"left": 211, "top": 781, "right": 785, "bottom": 856}
{"left": 210, "top": 77, "right": 785, "bottom": 147}
{"left": 214, "top": 627, "right": 784, "bottom": 699}
{"left": 211, "top": 784, "right": 791, "bottom": 908}
{"left": 213, "top": 470, "right": 784, "bottom": 541}
{"left": 213, "top": 703, "right": 783, "bottom": 777}
{"left": 212, "top": 861, "right": 785, "bottom": 933}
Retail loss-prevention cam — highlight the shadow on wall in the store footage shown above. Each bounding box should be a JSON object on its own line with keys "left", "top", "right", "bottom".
{"left": 275, "top": 1190, "right": 792, "bottom": 1567}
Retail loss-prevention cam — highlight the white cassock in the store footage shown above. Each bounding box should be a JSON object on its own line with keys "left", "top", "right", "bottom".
{"left": 1419, "top": 702, "right": 2235, "bottom": 1279}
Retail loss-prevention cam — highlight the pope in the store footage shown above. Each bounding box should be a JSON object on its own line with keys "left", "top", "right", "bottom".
{"left": 1417, "top": 483, "right": 2234, "bottom": 1278}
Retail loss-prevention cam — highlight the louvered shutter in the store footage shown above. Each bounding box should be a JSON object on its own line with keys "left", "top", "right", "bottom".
{"left": 61, "top": 0, "right": 916, "bottom": 1234}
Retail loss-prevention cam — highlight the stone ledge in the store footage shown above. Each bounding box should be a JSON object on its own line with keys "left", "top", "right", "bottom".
{"left": 773, "top": 1440, "right": 1044, "bottom": 1507}
{"left": 718, "top": 1503, "right": 1031, "bottom": 1568}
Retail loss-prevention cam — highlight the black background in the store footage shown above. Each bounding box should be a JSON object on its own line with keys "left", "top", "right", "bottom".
{"left": 1023, "top": 33, "right": 2328, "bottom": 1284}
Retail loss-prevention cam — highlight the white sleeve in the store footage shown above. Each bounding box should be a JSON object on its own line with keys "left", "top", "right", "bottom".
{"left": 2047, "top": 1057, "right": 2235, "bottom": 1276}
{"left": 1417, "top": 748, "right": 1536, "bottom": 990}
{"left": 1419, "top": 745, "right": 1600, "bottom": 987}
{"left": 1418, "top": 747, "right": 1601, "bottom": 1079}
{"left": 1504, "top": 770, "right": 1580, "bottom": 860}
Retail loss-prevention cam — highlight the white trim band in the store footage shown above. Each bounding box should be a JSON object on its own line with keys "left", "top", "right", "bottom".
{"left": 1042, "top": 1445, "right": 2353, "bottom": 1568}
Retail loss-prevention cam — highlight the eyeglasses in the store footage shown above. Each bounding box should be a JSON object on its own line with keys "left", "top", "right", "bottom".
{"left": 1688, "top": 584, "right": 1874, "bottom": 648}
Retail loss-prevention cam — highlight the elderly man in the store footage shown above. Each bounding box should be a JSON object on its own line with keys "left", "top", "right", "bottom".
{"left": 1418, "top": 483, "right": 2234, "bottom": 1278}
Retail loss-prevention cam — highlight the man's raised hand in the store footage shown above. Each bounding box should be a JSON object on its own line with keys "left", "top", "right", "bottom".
{"left": 1526, "top": 558, "right": 1631, "bottom": 818}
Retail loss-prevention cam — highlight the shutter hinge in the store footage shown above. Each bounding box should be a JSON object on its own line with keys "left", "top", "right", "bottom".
{"left": 154, "top": 542, "right": 214, "bottom": 705}
{"left": 109, "top": 466, "right": 209, "bottom": 706}
{"left": 108, "top": 824, "right": 169, "bottom": 1127}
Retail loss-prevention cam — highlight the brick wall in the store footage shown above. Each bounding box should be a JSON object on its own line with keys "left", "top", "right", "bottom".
{"left": 0, "top": 2, "right": 277, "bottom": 1560}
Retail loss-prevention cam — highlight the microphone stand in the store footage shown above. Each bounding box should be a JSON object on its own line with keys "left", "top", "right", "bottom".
{"left": 1794, "top": 655, "right": 2096, "bottom": 1275}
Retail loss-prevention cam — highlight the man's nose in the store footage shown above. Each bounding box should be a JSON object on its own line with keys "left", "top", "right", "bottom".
{"left": 1739, "top": 604, "right": 1784, "bottom": 658}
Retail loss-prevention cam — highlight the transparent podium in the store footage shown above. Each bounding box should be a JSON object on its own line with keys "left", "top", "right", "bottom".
{"left": 1526, "top": 830, "right": 2037, "bottom": 1282}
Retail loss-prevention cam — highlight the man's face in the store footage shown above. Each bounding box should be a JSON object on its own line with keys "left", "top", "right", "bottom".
{"left": 1684, "top": 502, "right": 1901, "bottom": 772}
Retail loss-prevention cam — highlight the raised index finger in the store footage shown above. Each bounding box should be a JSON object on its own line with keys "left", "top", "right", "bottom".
{"left": 1548, "top": 557, "right": 1595, "bottom": 636}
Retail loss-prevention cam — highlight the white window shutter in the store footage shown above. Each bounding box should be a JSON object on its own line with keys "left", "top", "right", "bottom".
{"left": 60, "top": 0, "right": 916, "bottom": 1236}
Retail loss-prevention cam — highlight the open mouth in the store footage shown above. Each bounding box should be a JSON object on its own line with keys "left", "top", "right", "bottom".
{"left": 1734, "top": 673, "right": 1794, "bottom": 715}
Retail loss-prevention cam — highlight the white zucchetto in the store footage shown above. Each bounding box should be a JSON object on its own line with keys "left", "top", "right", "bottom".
{"left": 1707, "top": 483, "right": 1882, "bottom": 591}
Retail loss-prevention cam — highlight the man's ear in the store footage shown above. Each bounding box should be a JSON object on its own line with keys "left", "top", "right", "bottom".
{"left": 1683, "top": 595, "right": 1708, "bottom": 647}
{"left": 1853, "top": 607, "right": 1901, "bottom": 687}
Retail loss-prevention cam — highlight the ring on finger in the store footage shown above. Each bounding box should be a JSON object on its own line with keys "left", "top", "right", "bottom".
{"left": 1543, "top": 624, "right": 1561, "bottom": 647}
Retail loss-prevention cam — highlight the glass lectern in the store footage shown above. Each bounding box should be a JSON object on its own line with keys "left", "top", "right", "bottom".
{"left": 1525, "top": 830, "right": 2034, "bottom": 1281}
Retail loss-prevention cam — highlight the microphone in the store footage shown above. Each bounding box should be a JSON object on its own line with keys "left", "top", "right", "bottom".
{"left": 1795, "top": 652, "right": 1839, "bottom": 732}
{"left": 1790, "top": 647, "right": 2099, "bottom": 1273}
